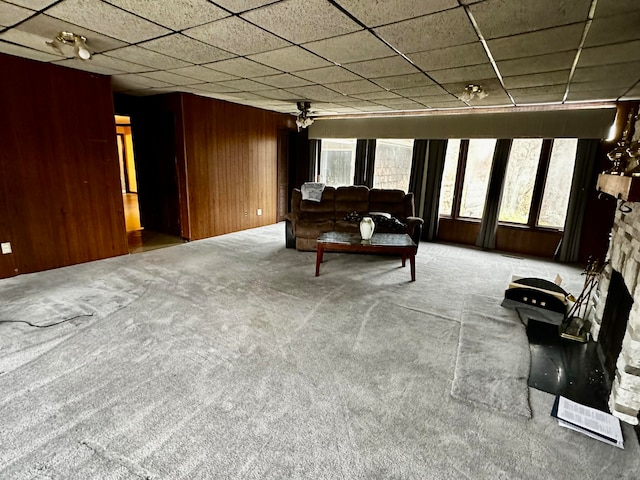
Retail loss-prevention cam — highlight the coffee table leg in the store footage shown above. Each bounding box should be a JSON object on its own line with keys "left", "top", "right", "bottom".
{"left": 410, "top": 253, "right": 415, "bottom": 281}
{"left": 401, "top": 253, "right": 406, "bottom": 267}
{"left": 315, "top": 245, "right": 324, "bottom": 276}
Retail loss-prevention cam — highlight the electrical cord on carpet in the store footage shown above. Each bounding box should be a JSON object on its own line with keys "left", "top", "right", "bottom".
{"left": 0, "top": 313, "right": 94, "bottom": 328}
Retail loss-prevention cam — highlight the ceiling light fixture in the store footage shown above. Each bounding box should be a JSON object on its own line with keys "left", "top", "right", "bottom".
{"left": 460, "top": 84, "right": 488, "bottom": 103}
{"left": 49, "top": 31, "right": 91, "bottom": 60}
{"left": 295, "top": 101, "right": 314, "bottom": 130}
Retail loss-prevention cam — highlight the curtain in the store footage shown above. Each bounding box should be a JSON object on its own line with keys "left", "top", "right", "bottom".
{"left": 354, "top": 139, "right": 375, "bottom": 186}
{"left": 421, "top": 140, "right": 448, "bottom": 241}
{"left": 309, "top": 139, "right": 320, "bottom": 182}
{"left": 475, "top": 139, "right": 512, "bottom": 249}
{"left": 557, "top": 139, "right": 600, "bottom": 263}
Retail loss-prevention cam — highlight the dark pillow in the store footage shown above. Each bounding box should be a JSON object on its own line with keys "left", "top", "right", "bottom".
{"left": 343, "top": 210, "right": 362, "bottom": 222}
{"left": 369, "top": 214, "right": 407, "bottom": 232}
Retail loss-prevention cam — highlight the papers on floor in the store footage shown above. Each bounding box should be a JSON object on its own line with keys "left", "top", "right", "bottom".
{"left": 551, "top": 395, "right": 624, "bottom": 449}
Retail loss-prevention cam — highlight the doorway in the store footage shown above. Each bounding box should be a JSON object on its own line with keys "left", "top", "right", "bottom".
{"left": 115, "top": 114, "right": 184, "bottom": 253}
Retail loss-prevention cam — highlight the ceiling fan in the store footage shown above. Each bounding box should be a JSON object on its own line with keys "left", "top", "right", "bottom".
{"left": 295, "top": 101, "right": 315, "bottom": 130}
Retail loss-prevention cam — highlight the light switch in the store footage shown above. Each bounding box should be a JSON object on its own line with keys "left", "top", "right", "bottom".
{"left": 257, "top": 209, "right": 262, "bottom": 216}
{"left": 1, "top": 242, "right": 12, "bottom": 254}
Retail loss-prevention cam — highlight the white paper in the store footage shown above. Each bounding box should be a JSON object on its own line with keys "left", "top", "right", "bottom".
{"left": 558, "top": 419, "right": 623, "bottom": 449}
{"left": 557, "top": 396, "right": 624, "bottom": 448}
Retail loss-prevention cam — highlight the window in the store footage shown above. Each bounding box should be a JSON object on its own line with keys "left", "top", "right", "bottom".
{"left": 439, "top": 137, "right": 578, "bottom": 231}
{"left": 373, "top": 139, "right": 414, "bottom": 191}
{"left": 538, "top": 139, "right": 578, "bottom": 228}
{"left": 498, "top": 139, "right": 543, "bottom": 224}
{"left": 319, "top": 138, "right": 357, "bottom": 187}
{"left": 459, "top": 139, "right": 496, "bottom": 218}
{"left": 439, "top": 139, "right": 461, "bottom": 217}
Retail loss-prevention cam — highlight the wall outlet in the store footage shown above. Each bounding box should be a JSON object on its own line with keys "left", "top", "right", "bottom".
{"left": 257, "top": 209, "right": 262, "bottom": 216}
{"left": 1, "top": 242, "right": 12, "bottom": 254}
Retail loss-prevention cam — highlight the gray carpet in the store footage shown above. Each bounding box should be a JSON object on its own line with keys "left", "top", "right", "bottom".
{"left": 1, "top": 223, "right": 638, "bottom": 479}
{"left": 452, "top": 296, "right": 532, "bottom": 419}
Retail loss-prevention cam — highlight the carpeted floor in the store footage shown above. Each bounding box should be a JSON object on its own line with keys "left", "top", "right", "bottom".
{"left": 1, "top": 223, "right": 638, "bottom": 479}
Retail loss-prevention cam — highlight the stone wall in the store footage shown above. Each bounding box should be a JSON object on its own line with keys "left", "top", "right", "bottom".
{"left": 592, "top": 204, "right": 640, "bottom": 424}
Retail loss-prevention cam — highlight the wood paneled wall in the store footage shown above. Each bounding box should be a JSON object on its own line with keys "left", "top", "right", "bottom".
{"left": 180, "top": 94, "right": 295, "bottom": 240}
{"left": 0, "top": 54, "right": 128, "bottom": 278}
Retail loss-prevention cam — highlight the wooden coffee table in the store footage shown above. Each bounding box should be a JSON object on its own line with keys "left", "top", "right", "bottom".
{"left": 315, "top": 232, "right": 417, "bottom": 281}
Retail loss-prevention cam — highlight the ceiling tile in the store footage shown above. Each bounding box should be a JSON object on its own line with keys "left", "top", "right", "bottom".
{"left": 105, "top": 46, "right": 192, "bottom": 70}
{"left": 502, "top": 70, "right": 570, "bottom": 89}
{"left": 343, "top": 55, "right": 418, "bottom": 78}
{"left": 252, "top": 73, "right": 312, "bottom": 88}
{"left": 335, "top": 0, "right": 458, "bottom": 27}
{"left": 569, "top": 80, "right": 633, "bottom": 92}
{"left": 584, "top": 11, "right": 640, "bottom": 47}
{"left": 374, "top": 100, "right": 425, "bottom": 110}
{"left": 566, "top": 89, "right": 626, "bottom": 101}
{"left": 372, "top": 73, "right": 435, "bottom": 90}
{"left": 215, "top": 78, "right": 273, "bottom": 91}
{"left": 285, "top": 84, "right": 351, "bottom": 102}
{"left": 8, "top": 0, "right": 57, "bottom": 8}
{"left": 187, "top": 83, "right": 241, "bottom": 93}
{"left": 394, "top": 85, "right": 450, "bottom": 97}
{"left": 323, "top": 79, "right": 382, "bottom": 95}
{"left": 429, "top": 63, "right": 496, "bottom": 84}
{"left": 184, "top": 16, "right": 290, "bottom": 56}
{"left": 254, "top": 73, "right": 312, "bottom": 88}
{"left": 511, "top": 93, "right": 564, "bottom": 105}
{"left": 56, "top": 53, "right": 151, "bottom": 73}
{"left": 508, "top": 84, "right": 567, "bottom": 97}
{"left": 139, "top": 71, "right": 202, "bottom": 86}
{"left": 374, "top": 7, "right": 477, "bottom": 54}
{"left": 167, "top": 66, "right": 238, "bottom": 82}
{"left": 212, "top": 0, "right": 279, "bottom": 13}
{"left": 303, "top": 31, "right": 395, "bottom": 65}
{"left": 497, "top": 51, "right": 577, "bottom": 77}
{"left": 138, "top": 34, "right": 234, "bottom": 64}
{"left": 253, "top": 89, "right": 298, "bottom": 100}
{"left": 0, "top": 2, "right": 33, "bottom": 27}
{"left": 578, "top": 40, "right": 640, "bottom": 68}
{"left": 0, "top": 41, "right": 60, "bottom": 61}
{"left": 486, "top": 24, "right": 583, "bottom": 61}
{"left": 247, "top": 46, "right": 332, "bottom": 72}
{"left": 410, "top": 96, "right": 464, "bottom": 108}
{"left": 112, "top": 73, "right": 172, "bottom": 90}
{"left": 241, "top": 0, "right": 361, "bottom": 43}
{"left": 351, "top": 90, "right": 400, "bottom": 100}
{"left": 594, "top": 0, "right": 640, "bottom": 18}
{"left": 621, "top": 83, "right": 640, "bottom": 100}
{"left": 46, "top": 0, "right": 171, "bottom": 43}
{"left": 105, "top": 0, "right": 229, "bottom": 30}
{"left": 572, "top": 62, "right": 640, "bottom": 83}
{"left": 227, "top": 91, "right": 274, "bottom": 101}
{"left": 355, "top": 104, "right": 394, "bottom": 112}
{"left": 409, "top": 42, "right": 490, "bottom": 72}
{"left": 204, "top": 57, "right": 280, "bottom": 77}
{"left": 0, "top": 14, "right": 127, "bottom": 55}
{"left": 294, "top": 66, "right": 361, "bottom": 83}
{"left": 469, "top": 0, "right": 592, "bottom": 39}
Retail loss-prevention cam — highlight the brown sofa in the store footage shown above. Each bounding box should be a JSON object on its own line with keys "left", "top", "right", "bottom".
{"left": 285, "top": 185, "right": 424, "bottom": 251}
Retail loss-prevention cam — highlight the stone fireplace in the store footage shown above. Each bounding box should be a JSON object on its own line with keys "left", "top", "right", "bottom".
{"left": 591, "top": 204, "right": 640, "bottom": 425}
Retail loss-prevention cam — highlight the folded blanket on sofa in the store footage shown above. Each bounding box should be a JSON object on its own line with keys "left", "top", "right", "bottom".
{"left": 301, "top": 182, "right": 325, "bottom": 202}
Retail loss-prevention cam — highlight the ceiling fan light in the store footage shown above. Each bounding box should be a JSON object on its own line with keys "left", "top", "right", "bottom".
{"left": 74, "top": 36, "right": 91, "bottom": 60}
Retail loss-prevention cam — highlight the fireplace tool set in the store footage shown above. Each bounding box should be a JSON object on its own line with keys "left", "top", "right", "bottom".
{"left": 559, "top": 258, "right": 607, "bottom": 343}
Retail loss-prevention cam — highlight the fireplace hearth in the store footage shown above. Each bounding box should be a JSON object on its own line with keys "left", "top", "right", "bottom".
{"left": 592, "top": 204, "right": 640, "bottom": 425}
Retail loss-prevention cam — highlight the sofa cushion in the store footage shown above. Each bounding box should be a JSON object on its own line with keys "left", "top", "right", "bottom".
{"left": 299, "top": 186, "right": 335, "bottom": 214}
{"left": 335, "top": 186, "right": 369, "bottom": 219}
{"left": 334, "top": 219, "right": 360, "bottom": 233}
{"left": 369, "top": 188, "right": 410, "bottom": 219}
{"left": 295, "top": 219, "right": 335, "bottom": 238}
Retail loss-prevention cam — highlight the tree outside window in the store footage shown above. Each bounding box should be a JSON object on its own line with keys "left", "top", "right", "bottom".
{"left": 319, "top": 139, "right": 357, "bottom": 187}
{"left": 373, "top": 139, "right": 414, "bottom": 192}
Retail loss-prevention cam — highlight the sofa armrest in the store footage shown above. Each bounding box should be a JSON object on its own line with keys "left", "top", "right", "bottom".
{"left": 405, "top": 216, "right": 424, "bottom": 247}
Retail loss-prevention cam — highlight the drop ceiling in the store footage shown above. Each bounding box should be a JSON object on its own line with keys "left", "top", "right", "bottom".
{"left": 1, "top": 0, "right": 639, "bottom": 117}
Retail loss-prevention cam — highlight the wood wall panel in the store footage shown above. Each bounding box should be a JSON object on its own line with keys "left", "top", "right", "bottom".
{"left": 495, "top": 226, "right": 563, "bottom": 258}
{"left": 181, "top": 94, "right": 295, "bottom": 240}
{"left": 0, "top": 54, "right": 128, "bottom": 278}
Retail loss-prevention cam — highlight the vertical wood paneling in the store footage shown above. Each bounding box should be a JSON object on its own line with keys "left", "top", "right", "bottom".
{"left": 0, "top": 54, "right": 128, "bottom": 278}
{"left": 180, "top": 94, "right": 295, "bottom": 240}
